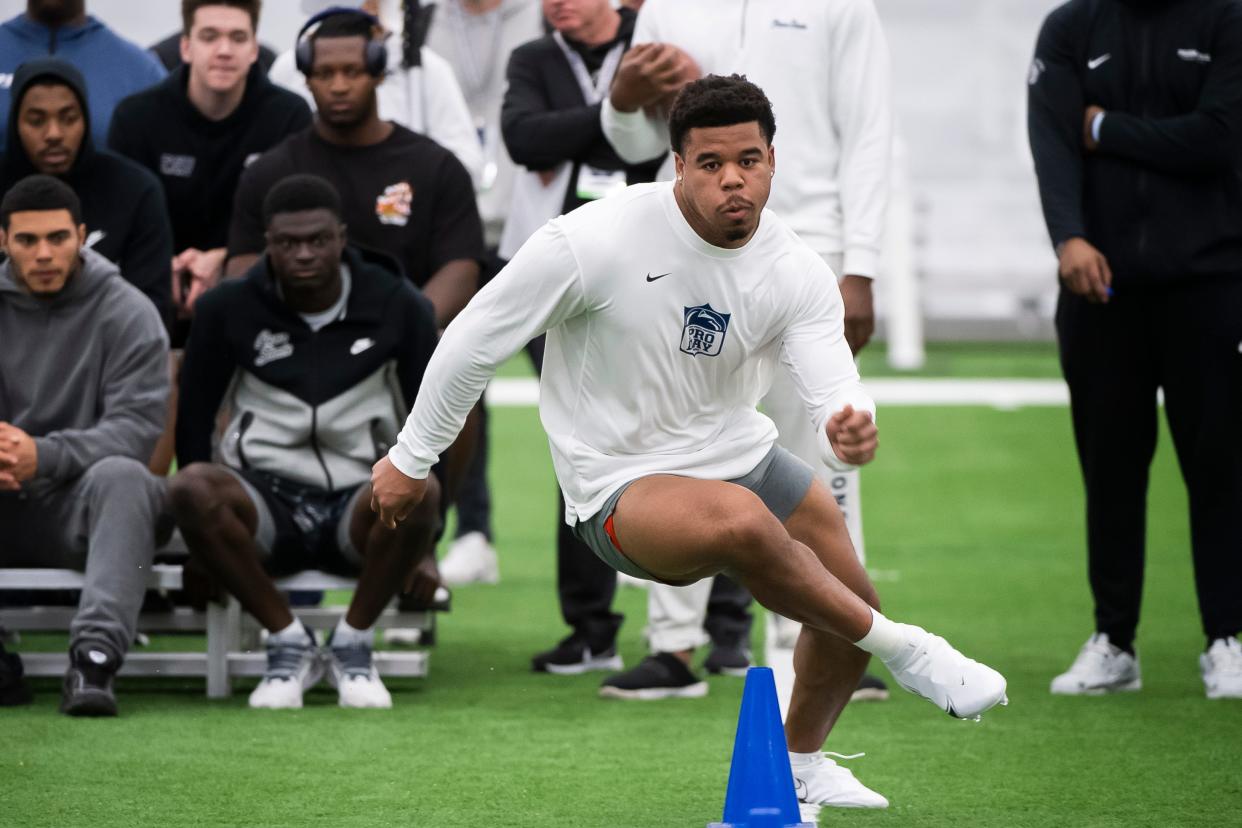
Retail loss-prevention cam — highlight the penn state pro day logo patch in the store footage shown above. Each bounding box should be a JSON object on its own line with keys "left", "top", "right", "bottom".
{"left": 680, "top": 304, "right": 731, "bottom": 357}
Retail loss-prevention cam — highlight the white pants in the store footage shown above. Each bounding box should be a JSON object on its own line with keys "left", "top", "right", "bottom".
{"left": 645, "top": 254, "right": 864, "bottom": 654}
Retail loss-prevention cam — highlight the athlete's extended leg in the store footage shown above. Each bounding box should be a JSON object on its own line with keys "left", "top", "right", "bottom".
{"left": 610, "top": 475, "right": 1007, "bottom": 722}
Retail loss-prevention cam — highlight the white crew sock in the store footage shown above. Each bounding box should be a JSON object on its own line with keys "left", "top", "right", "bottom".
{"left": 789, "top": 750, "right": 821, "bottom": 769}
{"left": 853, "top": 608, "right": 906, "bottom": 663}
{"left": 270, "top": 619, "right": 310, "bottom": 644}
{"left": 333, "top": 616, "right": 373, "bottom": 648}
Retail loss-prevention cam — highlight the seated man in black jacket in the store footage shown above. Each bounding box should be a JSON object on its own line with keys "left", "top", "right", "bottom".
{"left": 0, "top": 58, "right": 172, "bottom": 326}
{"left": 169, "top": 175, "right": 441, "bottom": 710}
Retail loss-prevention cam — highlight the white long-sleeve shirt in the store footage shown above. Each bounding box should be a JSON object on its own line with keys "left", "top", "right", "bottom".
{"left": 390, "top": 183, "right": 875, "bottom": 523}
{"left": 601, "top": 0, "right": 892, "bottom": 277}
{"left": 268, "top": 41, "right": 485, "bottom": 187}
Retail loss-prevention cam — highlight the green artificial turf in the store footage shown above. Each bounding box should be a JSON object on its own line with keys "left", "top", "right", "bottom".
{"left": 5, "top": 388, "right": 1241, "bottom": 826}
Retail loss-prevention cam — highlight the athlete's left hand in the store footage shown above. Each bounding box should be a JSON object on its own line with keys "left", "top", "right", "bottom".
{"left": 839, "top": 275, "right": 875, "bottom": 355}
{"left": 370, "top": 456, "right": 427, "bottom": 529}
{"left": 826, "top": 405, "right": 878, "bottom": 466}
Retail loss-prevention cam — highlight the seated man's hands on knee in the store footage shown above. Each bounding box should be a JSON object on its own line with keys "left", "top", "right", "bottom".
{"left": 0, "top": 423, "right": 37, "bottom": 491}
{"left": 826, "top": 405, "right": 878, "bottom": 466}
{"left": 370, "top": 456, "right": 428, "bottom": 529}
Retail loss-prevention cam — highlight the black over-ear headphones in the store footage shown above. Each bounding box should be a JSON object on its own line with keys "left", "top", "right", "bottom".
{"left": 295, "top": 6, "right": 388, "bottom": 78}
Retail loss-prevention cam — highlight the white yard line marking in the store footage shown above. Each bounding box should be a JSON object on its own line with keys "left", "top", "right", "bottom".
{"left": 486, "top": 377, "right": 1072, "bottom": 408}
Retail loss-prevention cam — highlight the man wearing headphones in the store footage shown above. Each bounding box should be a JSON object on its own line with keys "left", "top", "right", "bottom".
{"left": 268, "top": 1, "right": 483, "bottom": 186}
{"left": 225, "top": 6, "right": 484, "bottom": 331}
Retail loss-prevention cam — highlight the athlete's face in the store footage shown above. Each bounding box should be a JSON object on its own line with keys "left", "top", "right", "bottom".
{"left": 1, "top": 209, "right": 85, "bottom": 295}
{"left": 181, "top": 6, "right": 259, "bottom": 95}
{"left": 266, "top": 208, "right": 347, "bottom": 296}
{"left": 674, "top": 121, "right": 774, "bottom": 248}
{"left": 306, "top": 36, "right": 381, "bottom": 129}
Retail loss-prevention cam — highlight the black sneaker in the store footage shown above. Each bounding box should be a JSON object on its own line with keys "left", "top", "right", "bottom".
{"left": 531, "top": 634, "right": 623, "bottom": 674}
{"left": 60, "top": 641, "right": 120, "bottom": 717}
{"left": 704, "top": 644, "right": 751, "bottom": 677}
{"left": 599, "top": 653, "right": 709, "bottom": 700}
{"left": 0, "top": 640, "right": 32, "bottom": 707}
{"left": 851, "top": 672, "right": 890, "bottom": 702}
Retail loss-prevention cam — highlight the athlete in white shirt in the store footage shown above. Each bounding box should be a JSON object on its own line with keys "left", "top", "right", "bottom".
{"left": 371, "top": 75, "right": 1006, "bottom": 808}
{"left": 598, "top": 0, "right": 894, "bottom": 706}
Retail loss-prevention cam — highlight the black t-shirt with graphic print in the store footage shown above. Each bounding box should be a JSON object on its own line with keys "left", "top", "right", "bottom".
{"left": 228, "top": 124, "right": 484, "bottom": 288}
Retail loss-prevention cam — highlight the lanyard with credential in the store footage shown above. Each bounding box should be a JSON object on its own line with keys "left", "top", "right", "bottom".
{"left": 551, "top": 31, "right": 625, "bottom": 105}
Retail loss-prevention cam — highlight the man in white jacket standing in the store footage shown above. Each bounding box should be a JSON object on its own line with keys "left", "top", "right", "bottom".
{"left": 598, "top": 0, "right": 894, "bottom": 709}
{"left": 371, "top": 75, "right": 1006, "bottom": 810}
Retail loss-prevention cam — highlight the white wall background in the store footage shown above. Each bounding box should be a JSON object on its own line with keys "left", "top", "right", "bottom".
{"left": 0, "top": 0, "right": 1068, "bottom": 336}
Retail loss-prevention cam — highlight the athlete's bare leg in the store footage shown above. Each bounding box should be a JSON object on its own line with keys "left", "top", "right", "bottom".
{"left": 782, "top": 479, "right": 877, "bottom": 751}
{"left": 611, "top": 475, "right": 875, "bottom": 750}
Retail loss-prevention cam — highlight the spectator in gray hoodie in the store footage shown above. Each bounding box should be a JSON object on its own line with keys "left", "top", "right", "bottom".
{"left": 0, "top": 174, "right": 169, "bottom": 717}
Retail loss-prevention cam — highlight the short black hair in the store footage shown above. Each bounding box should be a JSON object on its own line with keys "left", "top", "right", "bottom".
{"left": 262, "top": 174, "right": 343, "bottom": 227}
{"left": 312, "top": 11, "right": 374, "bottom": 43}
{"left": 181, "top": 0, "right": 261, "bottom": 35}
{"left": 1, "top": 174, "right": 83, "bottom": 229}
{"left": 667, "top": 74, "right": 777, "bottom": 156}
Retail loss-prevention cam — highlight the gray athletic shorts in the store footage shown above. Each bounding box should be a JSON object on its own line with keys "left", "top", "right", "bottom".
{"left": 571, "top": 444, "right": 815, "bottom": 582}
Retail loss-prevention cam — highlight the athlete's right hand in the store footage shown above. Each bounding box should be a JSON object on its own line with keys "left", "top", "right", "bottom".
{"left": 1057, "top": 237, "right": 1112, "bottom": 304}
{"left": 370, "top": 456, "right": 427, "bottom": 530}
{"left": 826, "top": 406, "right": 879, "bottom": 467}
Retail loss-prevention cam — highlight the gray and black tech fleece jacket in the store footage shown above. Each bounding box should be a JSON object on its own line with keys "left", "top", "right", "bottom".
{"left": 175, "top": 246, "right": 438, "bottom": 492}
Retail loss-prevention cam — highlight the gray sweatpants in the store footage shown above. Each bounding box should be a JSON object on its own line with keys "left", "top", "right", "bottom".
{"left": 0, "top": 456, "right": 166, "bottom": 658}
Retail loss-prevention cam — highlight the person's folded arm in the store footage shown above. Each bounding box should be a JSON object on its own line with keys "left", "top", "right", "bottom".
{"left": 1095, "top": 7, "right": 1242, "bottom": 174}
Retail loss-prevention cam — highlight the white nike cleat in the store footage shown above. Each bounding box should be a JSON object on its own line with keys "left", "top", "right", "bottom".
{"left": 1050, "top": 633, "right": 1141, "bottom": 696}
{"left": 1201, "top": 637, "right": 1242, "bottom": 700}
{"left": 884, "top": 626, "right": 1008, "bottom": 719}
{"left": 439, "top": 531, "right": 500, "bottom": 586}
{"left": 249, "top": 626, "right": 323, "bottom": 709}
{"left": 791, "top": 752, "right": 889, "bottom": 809}
{"left": 326, "top": 634, "right": 393, "bottom": 709}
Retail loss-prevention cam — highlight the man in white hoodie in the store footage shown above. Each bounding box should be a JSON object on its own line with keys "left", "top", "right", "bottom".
{"left": 599, "top": 0, "right": 894, "bottom": 714}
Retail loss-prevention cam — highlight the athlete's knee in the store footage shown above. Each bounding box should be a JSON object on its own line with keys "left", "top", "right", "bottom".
{"left": 712, "top": 493, "right": 788, "bottom": 560}
{"left": 169, "top": 463, "right": 240, "bottom": 528}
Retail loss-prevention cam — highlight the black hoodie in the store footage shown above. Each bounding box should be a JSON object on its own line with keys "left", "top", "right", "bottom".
{"left": 0, "top": 58, "right": 173, "bottom": 325}
{"left": 108, "top": 61, "right": 311, "bottom": 254}
{"left": 1028, "top": 0, "right": 1242, "bottom": 286}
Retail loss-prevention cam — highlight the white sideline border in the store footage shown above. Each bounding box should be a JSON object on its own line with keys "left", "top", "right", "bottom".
{"left": 486, "top": 377, "right": 1076, "bottom": 409}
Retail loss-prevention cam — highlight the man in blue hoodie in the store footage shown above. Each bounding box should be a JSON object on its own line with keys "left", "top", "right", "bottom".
{"left": 0, "top": 0, "right": 166, "bottom": 151}
{"left": 0, "top": 174, "right": 170, "bottom": 717}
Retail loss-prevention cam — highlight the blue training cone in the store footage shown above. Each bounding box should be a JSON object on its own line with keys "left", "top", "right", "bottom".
{"left": 706, "top": 667, "right": 815, "bottom": 828}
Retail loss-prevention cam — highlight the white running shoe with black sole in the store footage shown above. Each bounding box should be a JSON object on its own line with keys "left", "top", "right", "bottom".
{"left": 249, "top": 625, "right": 323, "bottom": 709}
{"left": 884, "top": 625, "right": 1008, "bottom": 719}
{"left": 792, "top": 752, "right": 889, "bottom": 809}
{"left": 1201, "top": 637, "right": 1242, "bottom": 700}
{"left": 326, "top": 633, "right": 392, "bottom": 709}
{"left": 439, "top": 531, "right": 500, "bottom": 586}
{"left": 1050, "top": 633, "right": 1141, "bottom": 696}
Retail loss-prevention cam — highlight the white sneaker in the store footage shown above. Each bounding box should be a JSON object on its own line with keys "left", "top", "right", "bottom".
{"left": 791, "top": 752, "right": 889, "bottom": 809}
{"left": 439, "top": 531, "right": 499, "bottom": 586}
{"left": 326, "top": 634, "right": 393, "bottom": 709}
{"left": 249, "top": 626, "right": 323, "bottom": 709}
{"left": 1201, "top": 637, "right": 1242, "bottom": 700}
{"left": 884, "top": 626, "right": 1008, "bottom": 719}
{"left": 1050, "top": 633, "right": 1141, "bottom": 695}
